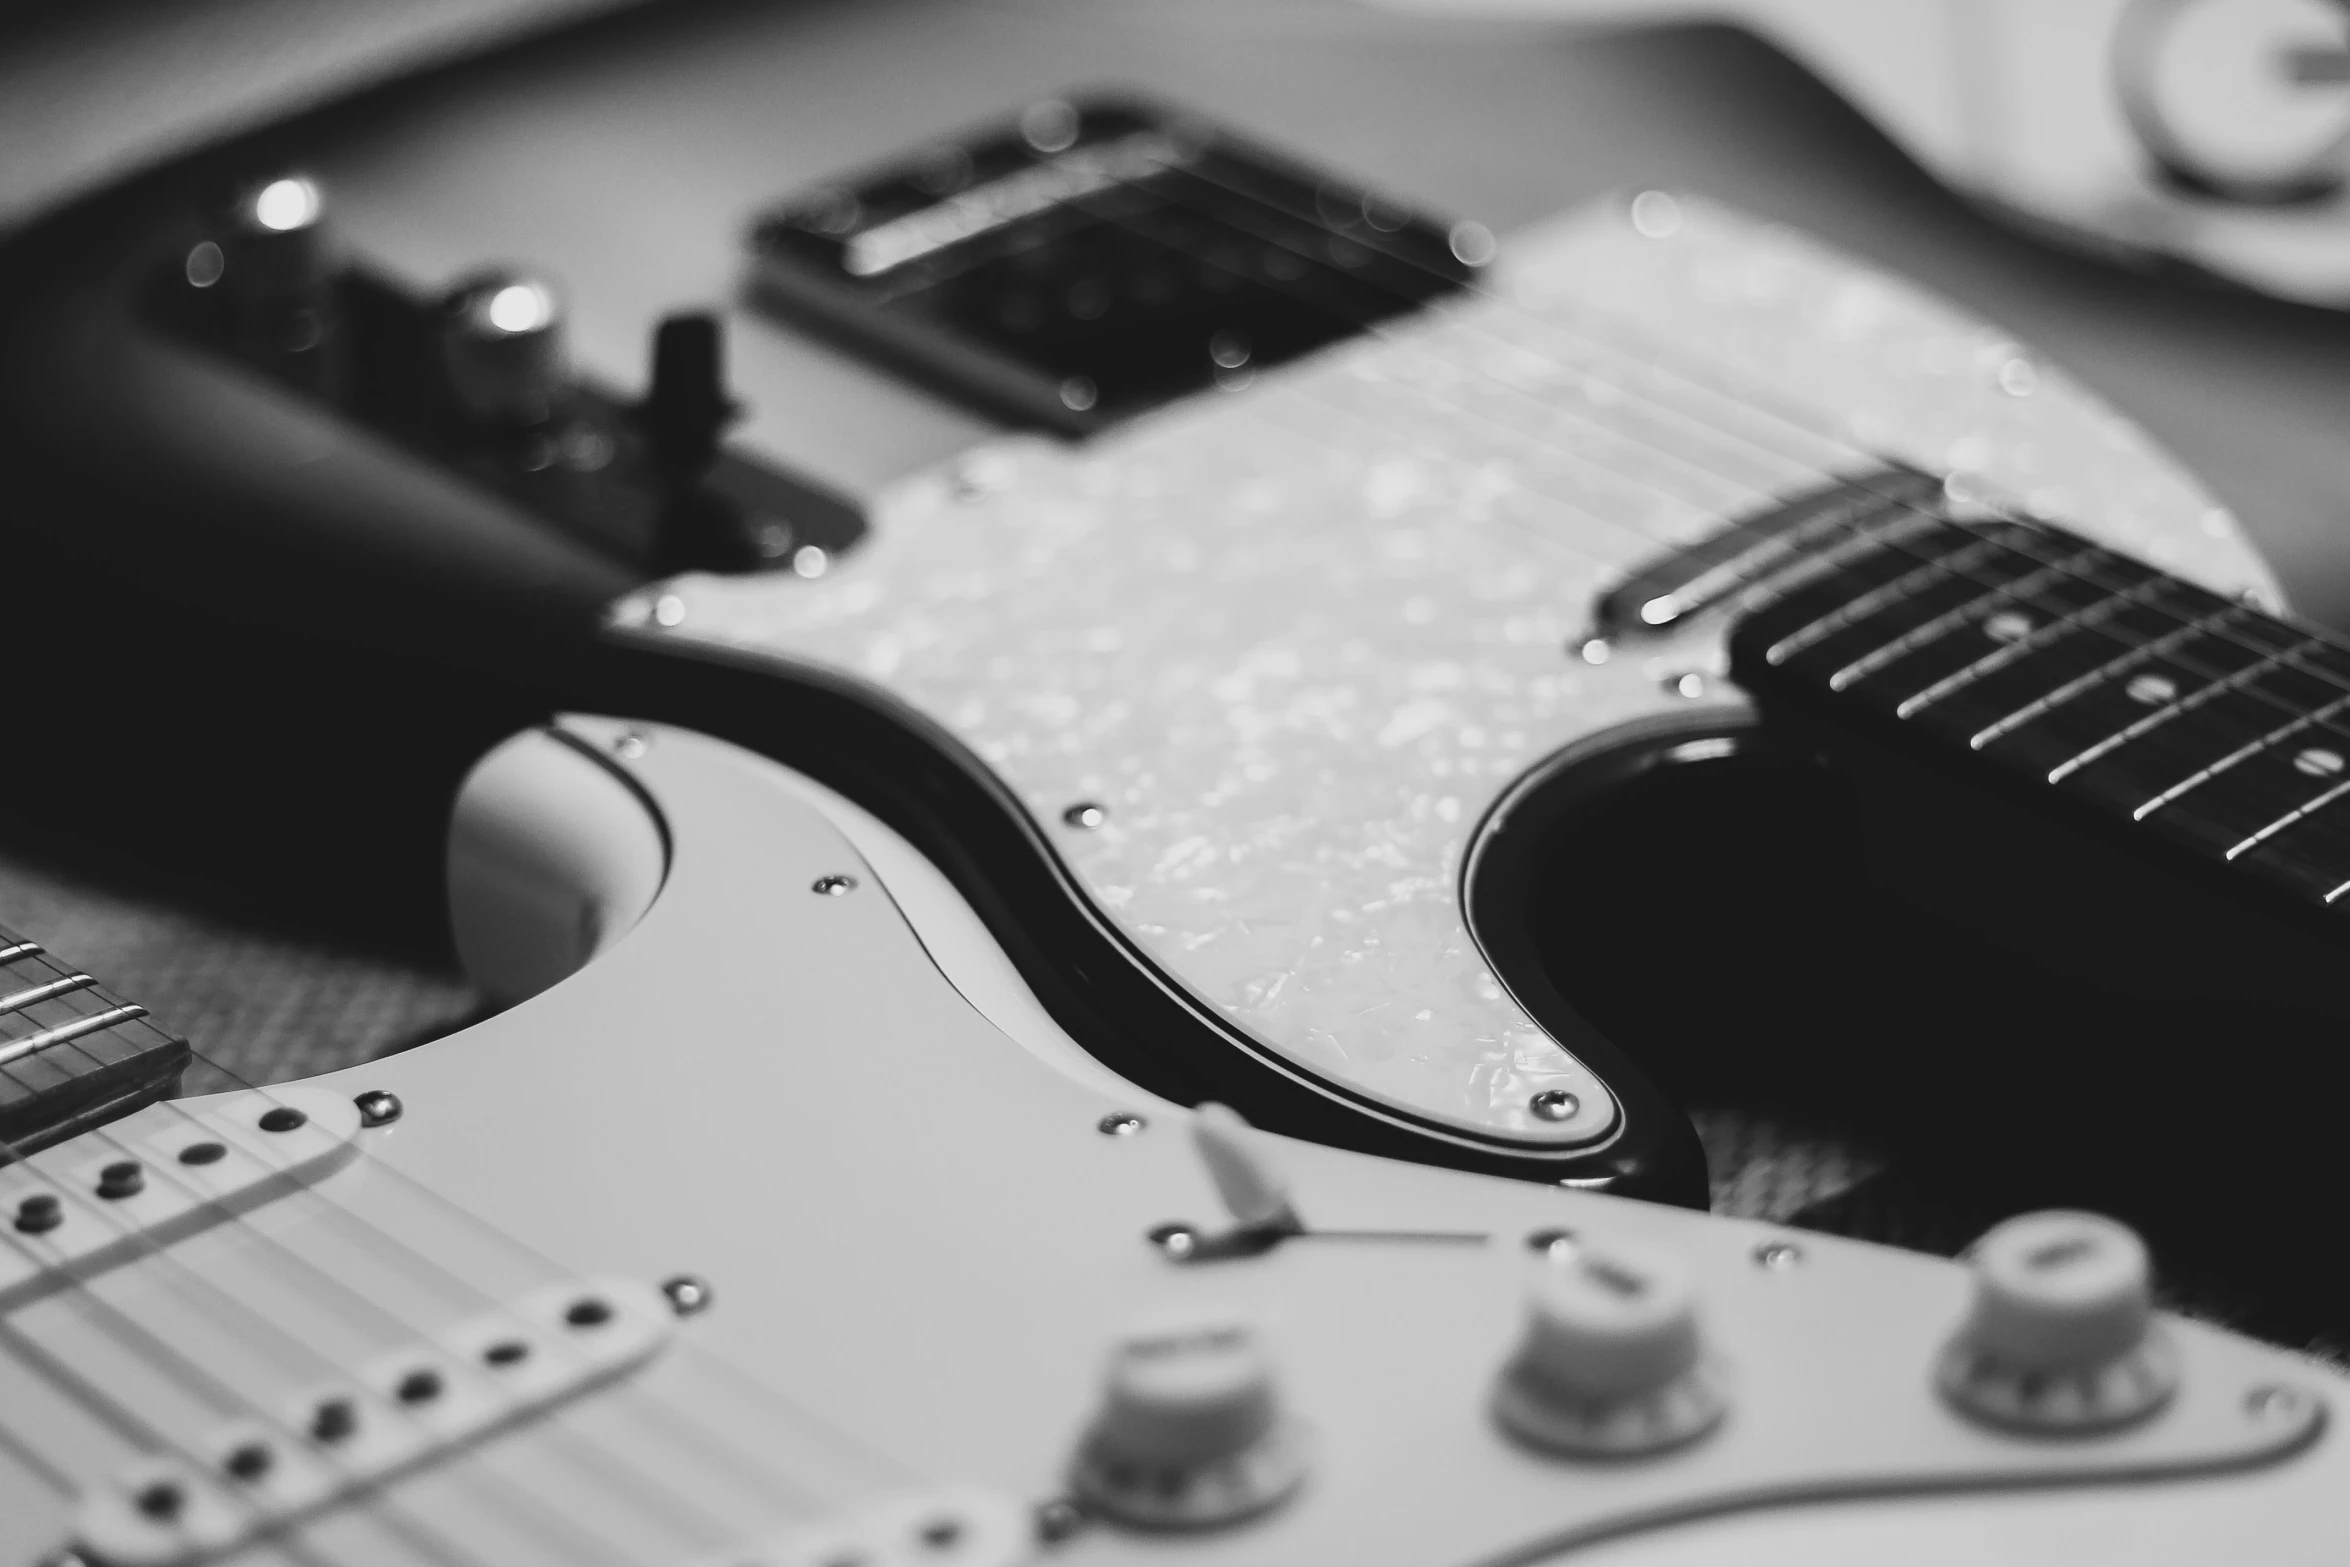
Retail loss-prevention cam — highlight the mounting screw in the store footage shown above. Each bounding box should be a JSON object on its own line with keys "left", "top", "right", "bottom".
{"left": 1149, "top": 1222, "right": 1201, "bottom": 1260}
{"left": 1034, "top": 1498, "right": 1088, "bottom": 1545}
{"left": 1525, "top": 1226, "right": 1578, "bottom": 1258}
{"left": 612, "top": 731, "right": 648, "bottom": 760}
{"left": 1529, "top": 1090, "right": 1581, "bottom": 1123}
{"left": 354, "top": 1090, "right": 404, "bottom": 1128}
{"left": 811, "top": 874, "right": 858, "bottom": 896}
{"left": 1753, "top": 1240, "right": 1804, "bottom": 1271}
{"left": 1097, "top": 1112, "right": 1147, "bottom": 1137}
{"left": 2246, "top": 1384, "right": 2308, "bottom": 1422}
{"left": 661, "top": 1275, "right": 715, "bottom": 1317}
{"left": 1063, "top": 802, "right": 1107, "bottom": 830}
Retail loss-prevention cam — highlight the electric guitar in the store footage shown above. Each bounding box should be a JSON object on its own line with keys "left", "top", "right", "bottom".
{"left": 0, "top": 715, "right": 2342, "bottom": 1565}
{"left": 2, "top": 3, "right": 2347, "bottom": 1245}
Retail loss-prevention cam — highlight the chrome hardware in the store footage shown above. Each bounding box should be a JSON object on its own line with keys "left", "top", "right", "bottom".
{"left": 352, "top": 1091, "right": 404, "bottom": 1128}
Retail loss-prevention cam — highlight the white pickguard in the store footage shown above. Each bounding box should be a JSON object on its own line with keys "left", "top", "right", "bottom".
{"left": 6, "top": 718, "right": 2337, "bottom": 1566}
{"left": 621, "top": 196, "right": 2277, "bottom": 1152}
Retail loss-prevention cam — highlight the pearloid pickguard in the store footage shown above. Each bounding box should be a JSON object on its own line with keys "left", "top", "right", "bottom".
{"left": 623, "top": 197, "right": 2275, "bottom": 1149}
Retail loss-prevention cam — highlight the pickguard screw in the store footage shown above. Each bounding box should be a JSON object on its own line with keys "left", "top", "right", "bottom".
{"left": 1525, "top": 1226, "right": 1578, "bottom": 1258}
{"left": 1149, "top": 1222, "right": 1201, "bottom": 1260}
{"left": 661, "top": 1275, "right": 715, "bottom": 1317}
{"left": 1754, "top": 1240, "right": 1804, "bottom": 1271}
{"left": 1098, "top": 1112, "right": 1147, "bottom": 1137}
{"left": 612, "top": 731, "right": 647, "bottom": 760}
{"left": 1663, "top": 672, "right": 1706, "bottom": 699}
{"left": 653, "top": 593, "right": 687, "bottom": 627}
{"left": 1034, "top": 1498, "right": 1088, "bottom": 1544}
{"left": 1529, "top": 1090, "right": 1581, "bottom": 1122}
{"left": 812, "top": 874, "right": 858, "bottom": 896}
{"left": 354, "top": 1090, "right": 404, "bottom": 1127}
{"left": 2247, "top": 1384, "right": 2306, "bottom": 1421}
{"left": 1063, "top": 801, "right": 1107, "bottom": 830}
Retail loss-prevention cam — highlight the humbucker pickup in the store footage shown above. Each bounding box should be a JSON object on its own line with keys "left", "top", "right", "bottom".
{"left": 0, "top": 925, "right": 189, "bottom": 1159}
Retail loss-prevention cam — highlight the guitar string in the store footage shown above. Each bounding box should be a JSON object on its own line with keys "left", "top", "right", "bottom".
{"left": 0, "top": 146, "right": 2300, "bottom": 1567}
{"left": 0, "top": 1088, "right": 619, "bottom": 1567}
{"left": 1036, "top": 160, "right": 2350, "bottom": 776}
{"left": 0, "top": 1031, "right": 865, "bottom": 1566}
{"left": 0, "top": 1036, "right": 869, "bottom": 1565}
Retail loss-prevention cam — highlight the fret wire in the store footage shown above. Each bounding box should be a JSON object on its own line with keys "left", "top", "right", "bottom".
{"left": 0, "top": 942, "right": 46, "bottom": 967}
{"left": 2325, "top": 878, "right": 2350, "bottom": 904}
{"left": 2045, "top": 641, "right": 2318, "bottom": 784}
{"left": 1967, "top": 604, "right": 2254, "bottom": 749}
{"left": 1895, "top": 577, "right": 2169, "bottom": 720}
{"left": 1729, "top": 496, "right": 1954, "bottom": 622}
{"left": 2225, "top": 773, "right": 2350, "bottom": 862}
{"left": 1825, "top": 550, "right": 2099, "bottom": 694}
{"left": 1763, "top": 533, "right": 2009, "bottom": 666}
{"left": 2129, "top": 693, "right": 2350, "bottom": 821}
{"left": 0, "top": 973, "right": 95, "bottom": 1018}
{"left": 0, "top": 1005, "right": 148, "bottom": 1071}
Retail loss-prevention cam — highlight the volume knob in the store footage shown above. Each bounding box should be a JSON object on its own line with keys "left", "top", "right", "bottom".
{"left": 1070, "top": 1311, "right": 1307, "bottom": 1529}
{"left": 1491, "top": 1243, "right": 1727, "bottom": 1457}
{"left": 441, "top": 272, "right": 565, "bottom": 427}
{"left": 1938, "top": 1209, "right": 2177, "bottom": 1433}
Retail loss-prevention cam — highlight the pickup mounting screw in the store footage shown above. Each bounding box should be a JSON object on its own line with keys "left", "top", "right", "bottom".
{"left": 1098, "top": 1112, "right": 1147, "bottom": 1136}
{"left": 661, "top": 1275, "right": 714, "bottom": 1317}
{"left": 1063, "top": 802, "right": 1107, "bottom": 830}
{"left": 812, "top": 874, "right": 858, "bottom": 896}
{"left": 354, "top": 1090, "right": 404, "bottom": 1127}
{"left": 1529, "top": 1090, "right": 1581, "bottom": 1123}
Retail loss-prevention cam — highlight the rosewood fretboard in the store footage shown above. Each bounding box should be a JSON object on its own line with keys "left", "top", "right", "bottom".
{"left": 1728, "top": 471, "right": 2350, "bottom": 914}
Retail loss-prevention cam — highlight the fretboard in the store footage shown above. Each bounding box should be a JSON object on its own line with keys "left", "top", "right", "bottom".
{"left": 0, "top": 924, "right": 188, "bottom": 1159}
{"left": 1728, "top": 472, "right": 2350, "bottom": 915}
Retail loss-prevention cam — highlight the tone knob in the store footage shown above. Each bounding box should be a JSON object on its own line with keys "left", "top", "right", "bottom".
{"left": 1937, "top": 1209, "right": 2177, "bottom": 1433}
{"left": 441, "top": 272, "right": 565, "bottom": 427}
{"left": 1491, "top": 1242, "right": 1727, "bottom": 1457}
{"left": 1069, "top": 1311, "right": 1307, "bottom": 1529}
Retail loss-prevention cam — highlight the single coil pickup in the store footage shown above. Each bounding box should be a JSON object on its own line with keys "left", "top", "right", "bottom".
{"left": 1588, "top": 466, "right": 1946, "bottom": 641}
{"left": 0, "top": 1088, "right": 362, "bottom": 1310}
{"left": 71, "top": 1279, "right": 677, "bottom": 1567}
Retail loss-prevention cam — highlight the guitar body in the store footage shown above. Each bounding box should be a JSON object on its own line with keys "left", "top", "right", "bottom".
{"left": 3, "top": 717, "right": 2339, "bottom": 1564}
{"left": 1, "top": 1, "right": 2346, "bottom": 1265}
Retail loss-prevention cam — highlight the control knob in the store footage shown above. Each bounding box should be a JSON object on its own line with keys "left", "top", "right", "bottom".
{"left": 1491, "top": 1241, "right": 1728, "bottom": 1457}
{"left": 1069, "top": 1310, "right": 1307, "bottom": 1529}
{"left": 1937, "top": 1209, "right": 2177, "bottom": 1432}
{"left": 441, "top": 272, "right": 565, "bottom": 427}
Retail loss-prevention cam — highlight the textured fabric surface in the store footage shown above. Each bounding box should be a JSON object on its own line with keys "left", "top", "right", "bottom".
{"left": 0, "top": 847, "right": 480, "bottom": 1100}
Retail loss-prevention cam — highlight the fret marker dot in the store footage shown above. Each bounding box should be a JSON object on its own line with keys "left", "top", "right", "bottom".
{"left": 2126, "top": 674, "right": 2178, "bottom": 707}
{"left": 2295, "top": 747, "right": 2346, "bottom": 778}
{"left": 1983, "top": 610, "right": 2034, "bottom": 644}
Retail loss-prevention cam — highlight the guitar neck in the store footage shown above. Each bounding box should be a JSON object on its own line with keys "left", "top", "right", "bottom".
{"left": 1728, "top": 471, "right": 2350, "bottom": 919}
{"left": 0, "top": 924, "right": 188, "bottom": 1157}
